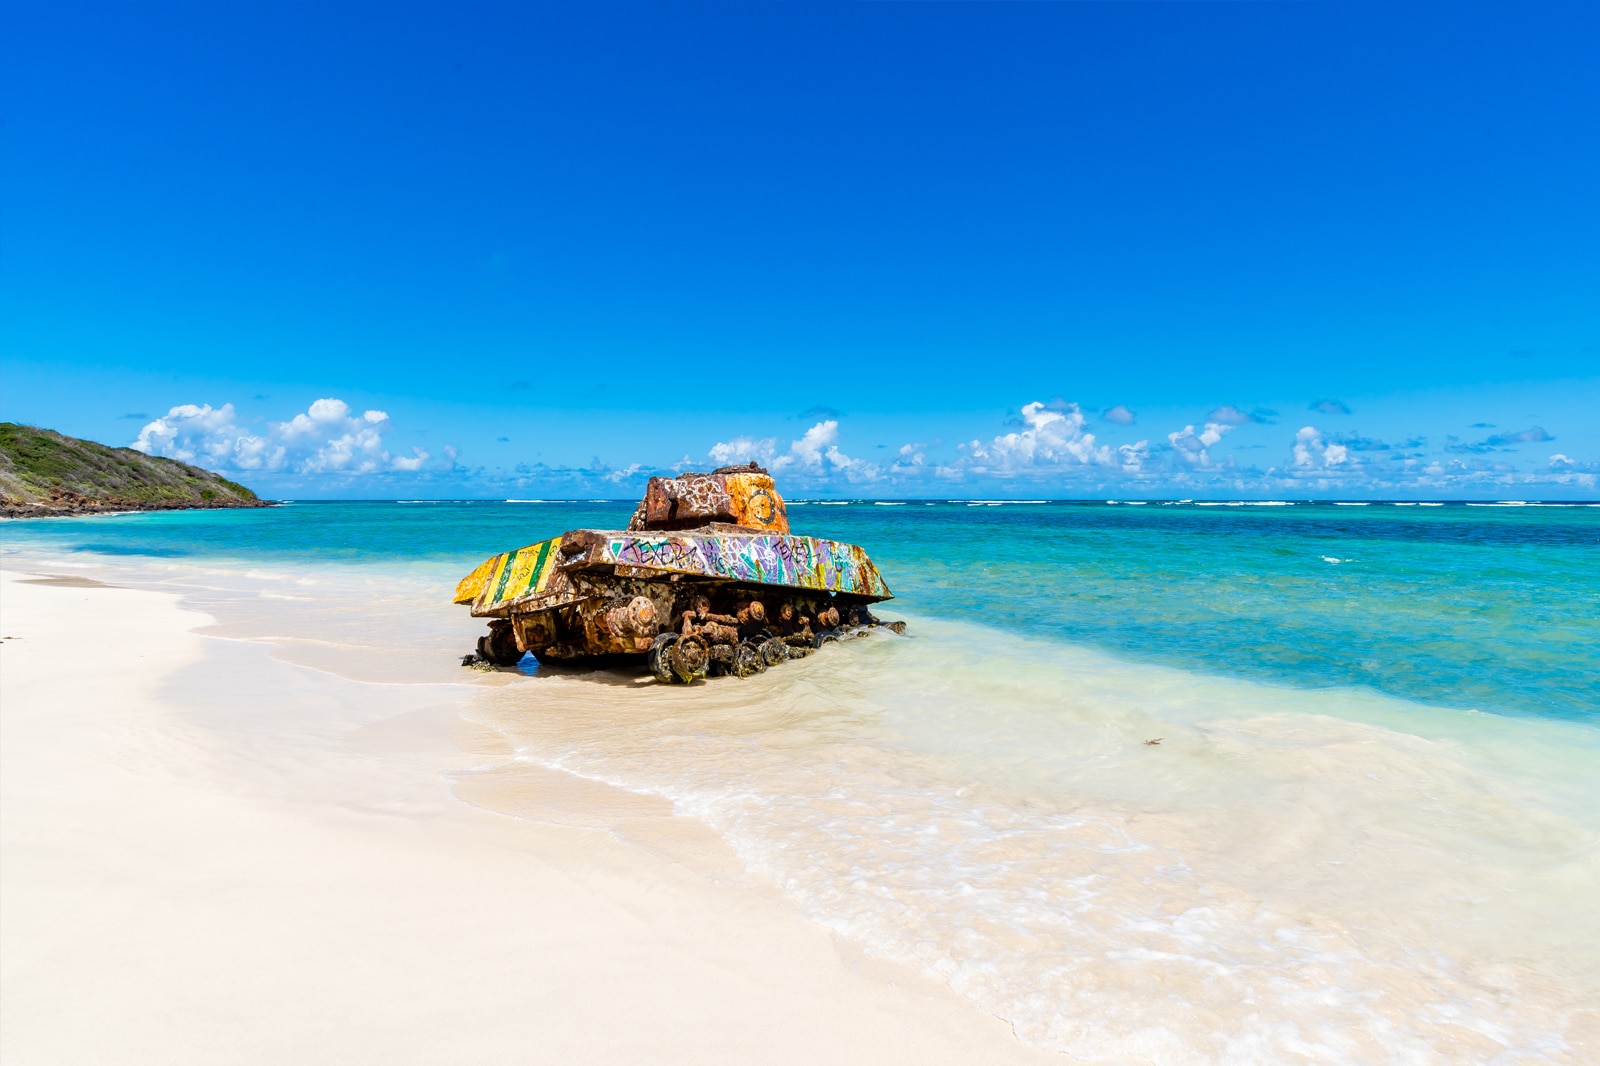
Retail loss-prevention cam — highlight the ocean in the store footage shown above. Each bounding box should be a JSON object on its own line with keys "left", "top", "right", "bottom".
{"left": 5, "top": 500, "right": 1597, "bottom": 1062}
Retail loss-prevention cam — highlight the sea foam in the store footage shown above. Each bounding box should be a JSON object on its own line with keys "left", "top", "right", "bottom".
{"left": 473, "top": 619, "right": 1599, "bottom": 1064}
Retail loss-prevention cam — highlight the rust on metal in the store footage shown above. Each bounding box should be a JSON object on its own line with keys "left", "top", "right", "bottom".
{"left": 627, "top": 464, "right": 790, "bottom": 534}
{"left": 456, "top": 467, "right": 903, "bottom": 682}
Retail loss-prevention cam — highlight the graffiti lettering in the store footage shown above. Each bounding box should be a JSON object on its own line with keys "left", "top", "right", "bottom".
{"left": 599, "top": 533, "right": 887, "bottom": 597}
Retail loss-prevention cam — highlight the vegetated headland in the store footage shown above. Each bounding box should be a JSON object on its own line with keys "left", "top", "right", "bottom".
{"left": 0, "top": 423, "right": 272, "bottom": 518}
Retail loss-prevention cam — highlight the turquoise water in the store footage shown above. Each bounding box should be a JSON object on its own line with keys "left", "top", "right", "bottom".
{"left": 6, "top": 499, "right": 1597, "bottom": 721}
{"left": 6, "top": 499, "right": 1599, "bottom": 1061}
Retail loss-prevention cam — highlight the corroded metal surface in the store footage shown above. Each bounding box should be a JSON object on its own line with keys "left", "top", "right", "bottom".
{"left": 627, "top": 465, "right": 789, "bottom": 534}
{"left": 455, "top": 467, "right": 900, "bottom": 681}
{"left": 458, "top": 530, "right": 890, "bottom": 617}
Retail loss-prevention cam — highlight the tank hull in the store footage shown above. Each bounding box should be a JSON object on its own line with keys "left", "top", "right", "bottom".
{"left": 455, "top": 468, "right": 900, "bottom": 681}
{"left": 457, "top": 529, "right": 890, "bottom": 616}
{"left": 455, "top": 528, "right": 896, "bottom": 678}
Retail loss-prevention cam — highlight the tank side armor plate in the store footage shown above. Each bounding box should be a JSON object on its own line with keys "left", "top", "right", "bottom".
{"left": 459, "top": 529, "right": 892, "bottom": 618}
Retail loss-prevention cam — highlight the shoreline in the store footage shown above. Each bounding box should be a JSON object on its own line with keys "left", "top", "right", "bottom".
{"left": 0, "top": 566, "right": 1047, "bottom": 1064}
{"left": 0, "top": 498, "right": 278, "bottom": 519}
{"left": 3, "top": 532, "right": 1596, "bottom": 1062}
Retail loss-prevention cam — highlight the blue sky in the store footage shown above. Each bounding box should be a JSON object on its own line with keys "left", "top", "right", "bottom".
{"left": 3, "top": 1, "right": 1596, "bottom": 499}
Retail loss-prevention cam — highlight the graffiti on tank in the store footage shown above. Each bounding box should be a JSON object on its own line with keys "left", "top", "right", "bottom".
{"left": 470, "top": 537, "right": 568, "bottom": 611}
{"left": 457, "top": 470, "right": 895, "bottom": 678}
{"left": 630, "top": 471, "right": 791, "bottom": 534}
{"left": 600, "top": 533, "right": 887, "bottom": 597}
{"left": 611, "top": 536, "right": 705, "bottom": 572}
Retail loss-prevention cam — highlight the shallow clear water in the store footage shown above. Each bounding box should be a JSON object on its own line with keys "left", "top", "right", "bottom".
{"left": 8, "top": 499, "right": 1597, "bottom": 719}
{"left": 5, "top": 500, "right": 1598, "bottom": 1062}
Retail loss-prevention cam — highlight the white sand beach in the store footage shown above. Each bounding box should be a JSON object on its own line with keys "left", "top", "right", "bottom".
{"left": 0, "top": 568, "right": 1048, "bottom": 1064}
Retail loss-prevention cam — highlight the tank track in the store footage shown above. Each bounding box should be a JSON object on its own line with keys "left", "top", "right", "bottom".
{"left": 468, "top": 581, "right": 905, "bottom": 682}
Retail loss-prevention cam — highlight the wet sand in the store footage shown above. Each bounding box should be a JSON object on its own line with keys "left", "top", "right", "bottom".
{"left": 0, "top": 569, "right": 1048, "bottom": 1064}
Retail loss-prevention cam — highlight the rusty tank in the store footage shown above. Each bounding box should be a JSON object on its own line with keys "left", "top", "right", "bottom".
{"left": 453, "top": 464, "right": 902, "bottom": 682}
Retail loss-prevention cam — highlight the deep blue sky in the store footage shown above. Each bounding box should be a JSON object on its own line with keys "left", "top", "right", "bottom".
{"left": 3, "top": 1, "right": 1596, "bottom": 498}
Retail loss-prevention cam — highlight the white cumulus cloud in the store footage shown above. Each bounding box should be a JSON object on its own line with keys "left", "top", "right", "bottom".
{"left": 1116, "top": 439, "right": 1151, "bottom": 471}
{"left": 132, "top": 398, "right": 431, "bottom": 475}
{"left": 1291, "top": 425, "right": 1348, "bottom": 469}
{"left": 392, "top": 448, "right": 430, "bottom": 472}
{"left": 133, "top": 404, "right": 282, "bottom": 469}
{"left": 605, "top": 463, "right": 645, "bottom": 483}
{"left": 708, "top": 421, "right": 878, "bottom": 483}
{"left": 894, "top": 442, "right": 927, "bottom": 469}
{"left": 773, "top": 420, "right": 876, "bottom": 480}
{"left": 967, "top": 402, "right": 1113, "bottom": 473}
{"left": 707, "top": 436, "right": 777, "bottom": 467}
{"left": 1167, "top": 422, "right": 1233, "bottom": 466}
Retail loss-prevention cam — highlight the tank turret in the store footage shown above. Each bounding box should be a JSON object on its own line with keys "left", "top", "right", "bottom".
{"left": 627, "top": 464, "right": 790, "bottom": 534}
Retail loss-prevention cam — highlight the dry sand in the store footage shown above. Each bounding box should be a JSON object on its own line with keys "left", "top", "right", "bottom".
{"left": 0, "top": 569, "right": 1049, "bottom": 1064}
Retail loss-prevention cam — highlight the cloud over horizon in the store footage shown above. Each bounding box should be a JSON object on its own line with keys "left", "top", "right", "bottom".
{"left": 132, "top": 399, "right": 434, "bottom": 476}
{"left": 693, "top": 400, "right": 1595, "bottom": 495}
{"left": 1445, "top": 426, "right": 1555, "bottom": 454}
{"left": 1169, "top": 422, "right": 1234, "bottom": 467}
{"left": 963, "top": 402, "right": 1134, "bottom": 475}
{"left": 709, "top": 420, "right": 877, "bottom": 483}
{"left": 128, "top": 393, "right": 1597, "bottom": 498}
{"left": 1291, "top": 425, "right": 1349, "bottom": 470}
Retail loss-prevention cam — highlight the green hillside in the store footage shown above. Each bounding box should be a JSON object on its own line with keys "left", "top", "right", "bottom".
{"left": 0, "top": 423, "right": 270, "bottom": 517}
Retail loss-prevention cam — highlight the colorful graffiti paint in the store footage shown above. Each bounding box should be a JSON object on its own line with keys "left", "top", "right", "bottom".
{"left": 458, "top": 536, "right": 567, "bottom": 612}
{"left": 630, "top": 470, "right": 790, "bottom": 534}
{"left": 605, "top": 533, "right": 890, "bottom": 597}
{"left": 459, "top": 469, "right": 892, "bottom": 628}
{"left": 463, "top": 530, "right": 892, "bottom": 615}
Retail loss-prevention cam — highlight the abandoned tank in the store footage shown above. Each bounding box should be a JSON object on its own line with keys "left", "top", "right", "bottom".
{"left": 453, "top": 464, "right": 902, "bottom": 683}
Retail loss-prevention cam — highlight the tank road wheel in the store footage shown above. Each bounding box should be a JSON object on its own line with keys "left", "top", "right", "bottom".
{"left": 707, "top": 643, "right": 735, "bottom": 678}
{"left": 732, "top": 642, "right": 763, "bottom": 679}
{"left": 648, "top": 633, "right": 681, "bottom": 684}
{"left": 477, "top": 624, "right": 523, "bottom": 666}
{"left": 670, "top": 634, "right": 711, "bottom": 683}
{"left": 759, "top": 638, "right": 789, "bottom": 667}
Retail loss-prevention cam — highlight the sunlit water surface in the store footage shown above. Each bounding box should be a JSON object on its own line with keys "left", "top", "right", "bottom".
{"left": 6, "top": 500, "right": 1597, "bottom": 1062}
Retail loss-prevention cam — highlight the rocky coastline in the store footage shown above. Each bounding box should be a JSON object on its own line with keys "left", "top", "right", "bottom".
{"left": 1, "top": 422, "right": 273, "bottom": 519}
{"left": 1, "top": 489, "right": 276, "bottom": 519}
